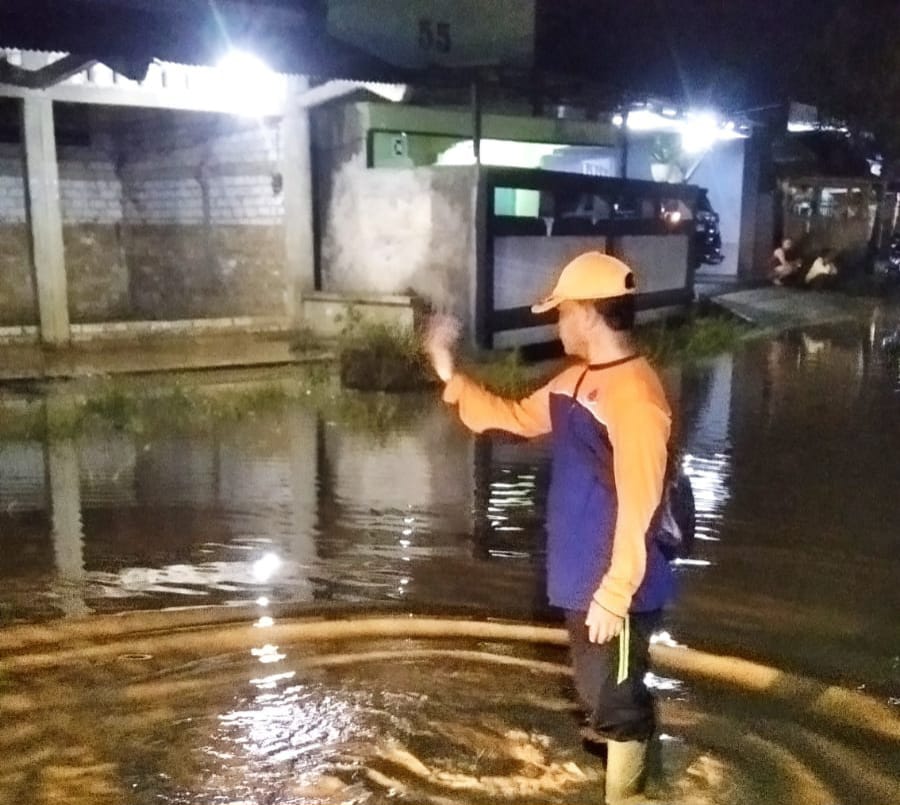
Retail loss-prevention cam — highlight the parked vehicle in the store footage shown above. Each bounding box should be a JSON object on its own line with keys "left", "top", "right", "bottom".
{"left": 888, "top": 232, "right": 900, "bottom": 274}
{"left": 695, "top": 192, "right": 725, "bottom": 266}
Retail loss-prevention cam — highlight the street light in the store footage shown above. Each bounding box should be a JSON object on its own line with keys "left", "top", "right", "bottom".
{"left": 216, "top": 49, "right": 286, "bottom": 117}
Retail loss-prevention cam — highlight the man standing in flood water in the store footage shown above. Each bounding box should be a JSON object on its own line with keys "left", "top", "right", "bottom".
{"left": 424, "top": 251, "right": 673, "bottom": 803}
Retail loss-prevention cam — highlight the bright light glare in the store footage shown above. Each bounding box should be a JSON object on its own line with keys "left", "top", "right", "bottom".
{"left": 216, "top": 49, "right": 286, "bottom": 117}
{"left": 437, "top": 139, "right": 559, "bottom": 168}
{"left": 681, "top": 112, "right": 720, "bottom": 154}
{"left": 613, "top": 107, "right": 747, "bottom": 152}
{"left": 253, "top": 552, "right": 282, "bottom": 582}
{"left": 625, "top": 108, "right": 675, "bottom": 132}
{"left": 362, "top": 82, "right": 408, "bottom": 103}
{"left": 664, "top": 209, "right": 682, "bottom": 225}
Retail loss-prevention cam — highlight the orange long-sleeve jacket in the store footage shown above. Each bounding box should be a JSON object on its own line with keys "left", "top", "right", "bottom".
{"left": 443, "top": 355, "right": 673, "bottom": 615}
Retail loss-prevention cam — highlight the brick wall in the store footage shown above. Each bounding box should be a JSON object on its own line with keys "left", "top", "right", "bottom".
{"left": 0, "top": 222, "right": 35, "bottom": 326}
{"left": 57, "top": 144, "right": 130, "bottom": 322}
{"left": 0, "top": 148, "right": 36, "bottom": 324}
{"left": 120, "top": 174, "right": 283, "bottom": 227}
{"left": 0, "top": 107, "right": 288, "bottom": 326}
{"left": 0, "top": 134, "right": 129, "bottom": 324}
{"left": 124, "top": 225, "right": 286, "bottom": 319}
{"left": 116, "top": 111, "right": 287, "bottom": 318}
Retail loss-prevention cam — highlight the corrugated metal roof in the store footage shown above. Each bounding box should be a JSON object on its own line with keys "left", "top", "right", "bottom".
{"left": 0, "top": 0, "right": 410, "bottom": 84}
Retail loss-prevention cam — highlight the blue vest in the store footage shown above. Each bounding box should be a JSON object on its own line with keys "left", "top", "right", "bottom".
{"left": 544, "top": 387, "right": 674, "bottom": 613}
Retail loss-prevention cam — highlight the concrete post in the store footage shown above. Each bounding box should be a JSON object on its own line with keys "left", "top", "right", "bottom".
{"left": 286, "top": 413, "right": 317, "bottom": 602}
{"left": 282, "top": 76, "right": 316, "bottom": 321}
{"left": 737, "top": 135, "right": 762, "bottom": 279}
{"left": 21, "top": 94, "right": 70, "bottom": 346}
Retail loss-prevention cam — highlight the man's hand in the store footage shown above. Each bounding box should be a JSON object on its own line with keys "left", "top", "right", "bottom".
{"left": 585, "top": 599, "right": 624, "bottom": 644}
{"left": 424, "top": 314, "right": 461, "bottom": 383}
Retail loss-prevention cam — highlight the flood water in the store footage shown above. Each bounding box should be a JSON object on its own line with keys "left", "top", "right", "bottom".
{"left": 1, "top": 313, "right": 899, "bottom": 804}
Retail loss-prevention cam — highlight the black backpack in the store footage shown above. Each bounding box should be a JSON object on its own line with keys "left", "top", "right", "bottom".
{"left": 652, "top": 463, "right": 696, "bottom": 560}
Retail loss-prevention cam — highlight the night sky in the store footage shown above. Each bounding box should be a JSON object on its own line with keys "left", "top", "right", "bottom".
{"left": 0, "top": 0, "right": 886, "bottom": 111}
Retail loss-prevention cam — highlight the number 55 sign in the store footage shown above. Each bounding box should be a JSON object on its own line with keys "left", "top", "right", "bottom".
{"left": 327, "top": 0, "right": 535, "bottom": 70}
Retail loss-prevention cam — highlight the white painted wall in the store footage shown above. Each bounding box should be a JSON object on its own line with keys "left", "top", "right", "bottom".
{"left": 321, "top": 162, "right": 478, "bottom": 325}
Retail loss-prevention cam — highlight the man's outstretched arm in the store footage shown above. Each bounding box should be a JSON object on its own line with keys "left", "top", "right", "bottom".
{"left": 442, "top": 373, "right": 553, "bottom": 438}
{"left": 425, "top": 314, "right": 552, "bottom": 438}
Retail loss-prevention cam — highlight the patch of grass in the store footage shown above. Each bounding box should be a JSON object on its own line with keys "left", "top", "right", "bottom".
{"left": 1, "top": 401, "right": 53, "bottom": 441}
{"left": 337, "top": 320, "right": 434, "bottom": 392}
{"left": 0, "top": 364, "right": 422, "bottom": 444}
{"left": 465, "top": 349, "right": 557, "bottom": 398}
{"left": 83, "top": 388, "right": 135, "bottom": 429}
{"left": 460, "top": 313, "right": 754, "bottom": 396}
{"left": 637, "top": 313, "right": 754, "bottom": 366}
{"left": 0, "top": 312, "right": 757, "bottom": 443}
{"left": 288, "top": 325, "right": 330, "bottom": 355}
{"left": 317, "top": 390, "right": 429, "bottom": 441}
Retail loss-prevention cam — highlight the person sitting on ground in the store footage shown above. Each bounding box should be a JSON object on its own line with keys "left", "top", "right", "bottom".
{"left": 769, "top": 238, "right": 803, "bottom": 286}
{"left": 804, "top": 250, "right": 839, "bottom": 290}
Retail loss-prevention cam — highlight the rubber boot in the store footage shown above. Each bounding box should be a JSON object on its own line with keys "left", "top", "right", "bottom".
{"left": 604, "top": 739, "right": 648, "bottom": 803}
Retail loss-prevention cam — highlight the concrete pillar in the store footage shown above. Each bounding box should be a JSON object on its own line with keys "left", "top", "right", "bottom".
{"left": 21, "top": 94, "right": 70, "bottom": 345}
{"left": 282, "top": 76, "right": 316, "bottom": 320}
{"left": 737, "top": 134, "right": 762, "bottom": 279}
{"left": 286, "top": 413, "right": 317, "bottom": 601}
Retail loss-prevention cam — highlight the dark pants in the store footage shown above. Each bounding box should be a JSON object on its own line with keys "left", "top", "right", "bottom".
{"left": 807, "top": 275, "right": 837, "bottom": 291}
{"left": 565, "top": 609, "right": 661, "bottom": 742}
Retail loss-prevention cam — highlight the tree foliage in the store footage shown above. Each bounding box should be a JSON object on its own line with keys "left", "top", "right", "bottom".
{"left": 800, "top": 3, "right": 900, "bottom": 162}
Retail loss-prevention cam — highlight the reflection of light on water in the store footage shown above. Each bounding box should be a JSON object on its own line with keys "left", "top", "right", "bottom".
{"left": 487, "top": 471, "right": 539, "bottom": 532}
{"left": 254, "top": 616, "right": 275, "bottom": 628}
{"left": 682, "top": 452, "right": 731, "bottom": 552}
{"left": 253, "top": 552, "right": 282, "bottom": 582}
{"left": 256, "top": 596, "right": 270, "bottom": 607}
{"left": 251, "top": 671, "right": 296, "bottom": 690}
{"left": 671, "top": 557, "right": 713, "bottom": 567}
{"left": 217, "top": 687, "right": 356, "bottom": 764}
{"left": 650, "top": 630, "right": 686, "bottom": 648}
{"left": 683, "top": 453, "right": 731, "bottom": 510}
{"left": 399, "top": 516, "right": 415, "bottom": 566}
{"left": 251, "top": 644, "right": 285, "bottom": 664}
{"left": 644, "top": 672, "right": 684, "bottom": 692}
